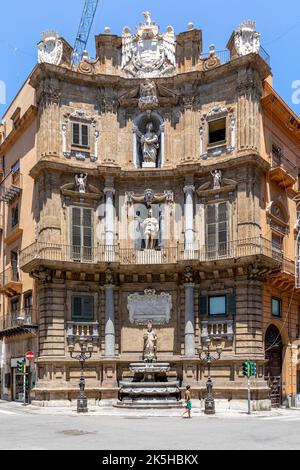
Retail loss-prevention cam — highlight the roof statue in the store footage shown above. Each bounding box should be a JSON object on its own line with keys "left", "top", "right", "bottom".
{"left": 121, "top": 12, "right": 176, "bottom": 78}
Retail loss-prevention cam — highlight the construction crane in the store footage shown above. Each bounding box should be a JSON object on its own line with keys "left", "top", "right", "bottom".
{"left": 72, "top": 0, "right": 100, "bottom": 68}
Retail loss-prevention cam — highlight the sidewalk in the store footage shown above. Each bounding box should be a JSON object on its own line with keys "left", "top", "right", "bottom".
{"left": 0, "top": 400, "right": 295, "bottom": 418}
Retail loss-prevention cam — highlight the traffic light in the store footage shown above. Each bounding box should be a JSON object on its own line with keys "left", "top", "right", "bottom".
{"left": 250, "top": 362, "right": 257, "bottom": 377}
{"left": 242, "top": 361, "right": 250, "bottom": 377}
{"left": 242, "top": 361, "right": 252, "bottom": 377}
{"left": 17, "top": 359, "right": 25, "bottom": 373}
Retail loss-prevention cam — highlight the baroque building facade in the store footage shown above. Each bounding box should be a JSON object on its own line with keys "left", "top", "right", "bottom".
{"left": 0, "top": 14, "right": 300, "bottom": 409}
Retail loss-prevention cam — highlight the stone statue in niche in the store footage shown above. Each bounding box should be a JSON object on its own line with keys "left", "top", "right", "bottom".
{"left": 211, "top": 170, "right": 222, "bottom": 190}
{"left": 141, "top": 209, "right": 159, "bottom": 250}
{"left": 140, "top": 123, "right": 159, "bottom": 167}
{"left": 143, "top": 320, "right": 158, "bottom": 363}
{"left": 75, "top": 173, "right": 88, "bottom": 193}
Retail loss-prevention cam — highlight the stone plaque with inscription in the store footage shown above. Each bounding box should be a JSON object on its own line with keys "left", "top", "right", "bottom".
{"left": 127, "top": 289, "right": 172, "bottom": 325}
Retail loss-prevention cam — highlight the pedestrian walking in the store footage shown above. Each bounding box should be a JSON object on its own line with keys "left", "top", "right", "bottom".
{"left": 182, "top": 385, "right": 192, "bottom": 418}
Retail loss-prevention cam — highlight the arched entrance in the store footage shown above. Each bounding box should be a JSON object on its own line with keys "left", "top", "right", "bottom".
{"left": 265, "top": 324, "right": 283, "bottom": 408}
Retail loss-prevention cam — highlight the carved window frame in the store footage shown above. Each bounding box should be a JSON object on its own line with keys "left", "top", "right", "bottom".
{"left": 62, "top": 110, "right": 100, "bottom": 162}
{"left": 266, "top": 201, "right": 289, "bottom": 237}
{"left": 200, "top": 106, "right": 236, "bottom": 159}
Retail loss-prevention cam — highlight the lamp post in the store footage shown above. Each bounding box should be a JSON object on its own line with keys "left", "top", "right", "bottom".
{"left": 199, "top": 339, "right": 223, "bottom": 415}
{"left": 69, "top": 341, "right": 93, "bottom": 414}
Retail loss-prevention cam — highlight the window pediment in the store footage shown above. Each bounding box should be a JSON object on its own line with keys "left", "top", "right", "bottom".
{"left": 266, "top": 201, "right": 289, "bottom": 235}
{"left": 197, "top": 177, "right": 237, "bottom": 198}
{"left": 60, "top": 182, "right": 103, "bottom": 202}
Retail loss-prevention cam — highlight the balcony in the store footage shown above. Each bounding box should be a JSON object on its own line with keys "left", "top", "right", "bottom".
{"left": 0, "top": 309, "right": 37, "bottom": 338}
{"left": 201, "top": 320, "right": 234, "bottom": 342}
{"left": 0, "top": 265, "right": 22, "bottom": 297}
{"left": 0, "top": 171, "right": 22, "bottom": 203}
{"left": 66, "top": 321, "right": 99, "bottom": 349}
{"left": 268, "top": 150, "right": 297, "bottom": 189}
{"left": 200, "top": 46, "right": 270, "bottom": 67}
{"left": 19, "top": 237, "right": 283, "bottom": 273}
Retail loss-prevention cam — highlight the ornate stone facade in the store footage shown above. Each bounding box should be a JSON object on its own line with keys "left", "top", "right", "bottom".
{"left": 1, "top": 14, "right": 300, "bottom": 411}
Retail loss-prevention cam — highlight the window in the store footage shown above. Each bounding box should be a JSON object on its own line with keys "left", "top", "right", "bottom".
{"left": 11, "top": 251, "right": 20, "bottom": 281}
{"left": 11, "top": 107, "right": 21, "bottom": 129}
{"left": 24, "top": 293, "right": 32, "bottom": 314}
{"left": 200, "top": 292, "right": 236, "bottom": 317}
{"left": 209, "top": 296, "right": 227, "bottom": 316}
{"left": 11, "top": 204, "right": 19, "bottom": 228}
{"left": 272, "top": 297, "right": 282, "bottom": 317}
{"left": 71, "top": 123, "right": 89, "bottom": 147}
{"left": 206, "top": 202, "right": 228, "bottom": 256}
{"left": 208, "top": 118, "right": 226, "bottom": 145}
{"left": 11, "top": 161, "right": 20, "bottom": 186}
{"left": 272, "top": 143, "right": 283, "bottom": 166}
{"left": 272, "top": 233, "right": 283, "bottom": 256}
{"left": 11, "top": 297, "right": 20, "bottom": 320}
{"left": 71, "top": 295, "right": 94, "bottom": 322}
{"left": 71, "top": 207, "right": 93, "bottom": 261}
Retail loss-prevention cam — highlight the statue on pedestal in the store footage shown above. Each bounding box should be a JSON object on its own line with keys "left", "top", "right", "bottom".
{"left": 143, "top": 321, "right": 158, "bottom": 362}
{"left": 141, "top": 208, "right": 159, "bottom": 250}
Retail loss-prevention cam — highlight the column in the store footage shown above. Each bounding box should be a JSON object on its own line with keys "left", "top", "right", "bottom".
{"left": 104, "top": 181, "right": 115, "bottom": 261}
{"left": 184, "top": 283, "right": 195, "bottom": 357}
{"left": 104, "top": 284, "right": 115, "bottom": 357}
{"left": 184, "top": 185, "right": 195, "bottom": 248}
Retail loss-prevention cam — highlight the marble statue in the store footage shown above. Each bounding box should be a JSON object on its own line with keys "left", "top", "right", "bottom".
{"left": 143, "top": 321, "right": 158, "bottom": 362}
{"left": 141, "top": 123, "right": 159, "bottom": 166}
{"left": 141, "top": 209, "right": 159, "bottom": 250}
{"left": 143, "top": 11, "right": 152, "bottom": 26}
{"left": 211, "top": 170, "right": 222, "bottom": 190}
{"left": 75, "top": 173, "right": 88, "bottom": 193}
{"left": 121, "top": 12, "right": 176, "bottom": 78}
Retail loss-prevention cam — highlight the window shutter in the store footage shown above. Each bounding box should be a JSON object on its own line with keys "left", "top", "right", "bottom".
{"left": 200, "top": 296, "right": 208, "bottom": 316}
{"left": 227, "top": 291, "right": 236, "bottom": 316}
{"left": 72, "top": 296, "right": 82, "bottom": 320}
{"left": 82, "top": 296, "right": 94, "bottom": 321}
{"left": 72, "top": 208, "right": 81, "bottom": 247}
{"left": 72, "top": 123, "right": 80, "bottom": 145}
{"left": 81, "top": 125, "right": 89, "bottom": 147}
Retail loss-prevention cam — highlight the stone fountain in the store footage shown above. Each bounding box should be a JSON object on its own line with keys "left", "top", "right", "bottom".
{"left": 115, "top": 321, "right": 181, "bottom": 409}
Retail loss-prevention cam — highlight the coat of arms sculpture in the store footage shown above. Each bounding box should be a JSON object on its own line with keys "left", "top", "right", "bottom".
{"left": 121, "top": 12, "right": 176, "bottom": 78}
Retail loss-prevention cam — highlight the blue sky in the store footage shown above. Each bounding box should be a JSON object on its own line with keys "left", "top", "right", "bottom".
{"left": 0, "top": 0, "right": 300, "bottom": 117}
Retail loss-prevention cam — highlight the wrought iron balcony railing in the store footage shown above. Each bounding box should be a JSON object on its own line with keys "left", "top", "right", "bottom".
{"left": 271, "top": 151, "right": 297, "bottom": 179}
{"left": 0, "top": 265, "right": 22, "bottom": 296}
{"left": 19, "top": 237, "right": 284, "bottom": 269}
{"left": 0, "top": 308, "right": 35, "bottom": 332}
{"left": 200, "top": 46, "right": 270, "bottom": 67}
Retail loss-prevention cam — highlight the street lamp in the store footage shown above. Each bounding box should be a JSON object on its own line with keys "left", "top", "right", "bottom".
{"left": 199, "top": 339, "right": 223, "bottom": 415}
{"left": 68, "top": 340, "right": 93, "bottom": 414}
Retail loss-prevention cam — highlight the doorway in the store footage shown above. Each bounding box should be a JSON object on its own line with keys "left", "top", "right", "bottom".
{"left": 265, "top": 324, "right": 283, "bottom": 408}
